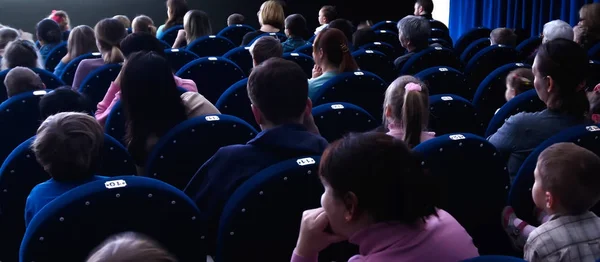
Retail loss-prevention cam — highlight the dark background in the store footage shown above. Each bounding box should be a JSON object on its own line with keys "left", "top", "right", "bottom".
{"left": 0, "top": 0, "right": 413, "bottom": 35}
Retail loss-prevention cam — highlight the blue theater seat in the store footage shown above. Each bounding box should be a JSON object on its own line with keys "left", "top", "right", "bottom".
{"left": 59, "top": 52, "right": 101, "bottom": 86}
{"left": 430, "top": 28, "right": 453, "bottom": 46}
{"left": 0, "top": 68, "right": 64, "bottom": 102}
{"left": 516, "top": 36, "right": 542, "bottom": 61}
{"left": 485, "top": 89, "right": 546, "bottom": 137}
{"left": 460, "top": 38, "right": 491, "bottom": 64}
{"left": 158, "top": 25, "right": 184, "bottom": 46}
{"left": 428, "top": 94, "right": 485, "bottom": 136}
{"left": 371, "top": 20, "right": 398, "bottom": 33}
{"left": 186, "top": 35, "right": 236, "bottom": 57}
{"left": 312, "top": 103, "right": 379, "bottom": 142}
{"left": 429, "top": 38, "right": 452, "bottom": 49}
{"left": 429, "top": 19, "right": 449, "bottom": 32}
{"left": 352, "top": 49, "right": 395, "bottom": 83}
{"left": 400, "top": 46, "right": 462, "bottom": 75}
{"left": 359, "top": 41, "right": 400, "bottom": 59}
{"left": 215, "top": 78, "right": 258, "bottom": 130}
{"left": 453, "top": 27, "right": 491, "bottom": 57}
{"left": 465, "top": 45, "right": 519, "bottom": 96}
{"left": 293, "top": 43, "right": 313, "bottom": 57}
{"left": 283, "top": 53, "right": 314, "bottom": 78}
{"left": 43, "top": 42, "right": 67, "bottom": 72}
{"left": 415, "top": 66, "right": 467, "bottom": 97}
{"left": 78, "top": 63, "right": 122, "bottom": 107}
{"left": 373, "top": 30, "right": 402, "bottom": 50}
{"left": 217, "top": 24, "right": 256, "bottom": 46}
{"left": 223, "top": 46, "right": 253, "bottom": 76}
{"left": 164, "top": 48, "right": 199, "bottom": 73}
{"left": 247, "top": 32, "right": 287, "bottom": 46}
{"left": 176, "top": 57, "right": 246, "bottom": 103}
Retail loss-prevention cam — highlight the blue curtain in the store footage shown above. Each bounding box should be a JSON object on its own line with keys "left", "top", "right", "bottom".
{"left": 449, "top": 0, "right": 600, "bottom": 42}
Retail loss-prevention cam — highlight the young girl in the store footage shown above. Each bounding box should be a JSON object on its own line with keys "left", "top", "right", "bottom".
{"left": 156, "top": 0, "right": 189, "bottom": 39}
{"left": 132, "top": 15, "right": 157, "bottom": 36}
{"left": 49, "top": 10, "right": 71, "bottom": 41}
{"left": 315, "top": 5, "right": 336, "bottom": 35}
{"left": 505, "top": 68, "right": 534, "bottom": 101}
{"left": 383, "top": 76, "right": 435, "bottom": 148}
{"left": 53, "top": 25, "right": 97, "bottom": 77}
{"left": 36, "top": 18, "right": 63, "bottom": 61}
{"left": 241, "top": 0, "right": 285, "bottom": 46}
{"left": 292, "top": 132, "right": 479, "bottom": 262}
{"left": 87, "top": 232, "right": 177, "bottom": 262}
{"left": 173, "top": 10, "right": 212, "bottom": 49}
{"left": 1, "top": 40, "right": 43, "bottom": 70}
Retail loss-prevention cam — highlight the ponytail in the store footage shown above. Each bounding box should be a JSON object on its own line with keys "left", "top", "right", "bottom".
{"left": 104, "top": 45, "right": 124, "bottom": 64}
{"left": 339, "top": 44, "right": 359, "bottom": 73}
{"left": 384, "top": 77, "right": 430, "bottom": 148}
{"left": 402, "top": 86, "right": 428, "bottom": 148}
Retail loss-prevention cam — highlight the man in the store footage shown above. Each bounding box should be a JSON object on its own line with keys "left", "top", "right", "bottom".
{"left": 414, "top": 0, "right": 434, "bottom": 20}
{"left": 394, "top": 15, "right": 431, "bottom": 71}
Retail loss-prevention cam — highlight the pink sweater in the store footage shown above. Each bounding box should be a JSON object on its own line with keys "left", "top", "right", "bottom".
{"left": 386, "top": 123, "right": 435, "bottom": 144}
{"left": 95, "top": 76, "right": 198, "bottom": 127}
{"left": 291, "top": 209, "right": 479, "bottom": 262}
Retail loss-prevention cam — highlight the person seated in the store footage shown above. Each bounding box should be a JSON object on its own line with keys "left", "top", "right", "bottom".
{"left": 394, "top": 16, "right": 430, "bottom": 71}
{"left": 490, "top": 28, "right": 517, "bottom": 46}
{"left": 156, "top": 0, "right": 189, "bottom": 39}
{"left": 113, "top": 15, "right": 131, "bottom": 29}
{"left": 282, "top": 14, "right": 308, "bottom": 53}
{"left": 241, "top": 0, "right": 285, "bottom": 46}
{"left": 36, "top": 19, "right": 63, "bottom": 62}
{"left": 39, "top": 86, "right": 94, "bottom": 119}
{"left": 327, "top": 19, "right": 354, "bottom": 49}
{"left": 352, "top": 27, "right": 376, "bottom": 49}
{"left": 3, "top": 67, "right": 45, "bottom": 99}
{"left": 184, "top": 58, "right": 326, "bottom": 251}
{"left": 577, "top": 3, "right": 600, "bottom": 51}
{"left": 525, "top": 20, "right": 574, "bottom": 64}
{"left": 383, "top": 76, "right": 435, "bottom": 147}
{"left": 250, "top": 36, "right": 283, "bottom": 67}
{"left": 589, "top": 86, "right": 600, "bottom": 124}
{"left": 414, "top": 0, "right": 434, "bottom": 20}
{"left": 1, "top": 39, "right": 43, "bottom": 70}
{"left": 488, "top": 39, "right": 590, "bottom": 181}
{"left": 53, "top": 25, "right": 97, "bottom": 77}
{"left": 173, "top": 10, "right": 212, "bottom": 49}
{"left": 309, "top": 28, "right": 359, "bottom": 99}
{"left": 0, "top": 27, "right": 19, "bottom": 57}
{"left": 132, "top": 15, "right": 157, "bottom": 36}
{"left": 25, "top": 112, "right": 107, "bottom": 227}
{"left": 505, "top": 68, "right": 534, "bottom": 102}
{"left": 315, "top": 5, "right": 336, "bottom": 35}
{"left": 87, "top": 232, "right": 178, "bottom": 262}
{"left": 227, "top": 13, "right": 245, "bottom": 26}
{"left": 49, "top": 10, "right": 71, "bottom": 40}
{"left": 95, "top": 32, "right": 199, "bottom": 127}
{"left": 291, "top": 132, "right": 479, "bottom": 262}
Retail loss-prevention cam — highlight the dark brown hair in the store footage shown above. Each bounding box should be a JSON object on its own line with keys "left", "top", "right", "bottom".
{"left": 285, "top": 14, "right": 307, "bottom": 37}
{"left": 320, "top": 5, "right": 337, "bottom": 23}
{"left": 313, "top": 28, "right": 358, "bottom": 73}
{"left": 227, "top": 13, "right": 245, "bottom": 26}
{"left": 164, "top": 0, "right": 189, "bottom": 30}
{"left": 250, "top": 36, "right": 283, "bottom": 65}
{"left": 506, "top": 68, "right": 534, "bottom": 95}
{"left": 490, "top": 28, "right": 517, "bottom": 46}
{"left": 416, "top": 0, "right": 434, "bottom": 14}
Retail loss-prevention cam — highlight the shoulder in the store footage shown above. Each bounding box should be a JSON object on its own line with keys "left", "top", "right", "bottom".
{"left": 28, "top": 179, "right": 56, "bottom": 196}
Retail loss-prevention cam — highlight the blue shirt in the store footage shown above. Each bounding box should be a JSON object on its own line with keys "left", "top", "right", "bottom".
{"left": 156, "top": 25, "right": 166, "bottom": 39}
{"left": 308, "top": 71, "right": 338, "bottom": 99}
{"left": 39, "top": 43, "right": 60, "bottom": 62}
{"left": 25, "top": 175, "right": 107, "bottom": 227}
{"left": 53, "top": 61, "right": 67, "bottom": 77}
{"left": 282, "top": 37, "right": 308, "bottom": 53}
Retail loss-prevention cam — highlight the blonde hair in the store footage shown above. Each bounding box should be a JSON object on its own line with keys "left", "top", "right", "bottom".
{"left": 183, "top": 10, "right": 212, "bottom": 44}
{"left": 95, "top": 18, "right": 126, "bottom": 64}
{"left": 86, "top": 232, "right": 178, "bottom": 262}
{"left": 67, "top": 25, "right": 98, "bottom": 61}
{"left": 3, "top": 66, "right": 45, "bottom": 98}
{"left": 113, "top": 15, "right": 131, "bottom": 28}
{"left": 1, "top": 40, "right": 43, "bottom": 70}
{"left": 259, "top": 0, "right": 285, "bottom": 29}
{"left": 49, "top": 10, "right": 71, "bottom": 32}
{"left": 132, "top": 15, "right": 157, "bottom": 36}
{"left": 383, "top": 76, "right": 430, "bottom": 148}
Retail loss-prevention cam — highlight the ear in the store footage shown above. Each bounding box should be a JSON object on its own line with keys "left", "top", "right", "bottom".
{"left": 385, "top": 105, "right": 392, "bottom": 118}
{"left": 305, "top": 98, "right": 313, "bottom": 117}
{"left": 343, "top": 192, "right": 359, "bottom": 221}
{"left": 251, "top": 104, "right": 264, "bottom": 128}
{"left": 592, "top": 114, "right": 600, "bottom": 124}
{"left": 545, "top": 191, "right": 555, "bottom": 210}
{"left": 546, "top": 76, "right": 555, "bottom": 94}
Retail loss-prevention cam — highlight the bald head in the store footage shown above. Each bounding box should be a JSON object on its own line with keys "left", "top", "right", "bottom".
{"left": 4, "top": 67, "right": 45, "bottom": 98}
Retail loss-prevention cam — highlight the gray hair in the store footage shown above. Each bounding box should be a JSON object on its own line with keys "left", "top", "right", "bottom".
{"left": 397, "top": 15, "right": 431, "bottom": 49}
{"left": 543, "top": 20, "right": 574, "bottom": 44}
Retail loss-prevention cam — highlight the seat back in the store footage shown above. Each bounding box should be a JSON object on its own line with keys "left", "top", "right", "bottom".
{"left": 429, "top": 38, "right": 452, "bottom": 49}
{"left": 460, "top": 38, "right": 490, "bottom": 64}
{"left": 430, "top": 28, "right": 453, "bottom": 46}
{"left": 104, "top": 100, "right": 126, "bottom": 145}
{"left": 516, "top": 36, "right": 542, "bottom": 61}
{"left": 358, "top": 41, "right": 400, "bottom": 58}
{"left": 313, "top": 71, "right": 387, "bottom": 118}
{"left": 429, "top": 19, "right": 449, "bottom": 32}
{"left": 373, "top": 30, "right": 401, "bottom": 50}
{"left": 293, "top": 43, "right": 313, "bottom": 57}
{"left": 312, "top": 103, "right": 379, "bottom": 142}
{"left": 371, "top": 20, "right": 398, "bottom": 33}
{"left": 415, "top": 66, "right": 467, "bottom": 97}
{"left": 158, "top": 25, "right": 184, "bottom": 46}
{"left": 164, "top": 48, "right": 200, "bottom": 72}
{"left": 78, "top": 63, "right": 122, "bottom": 107}
{"left": 401, "top": 46, "right": 462, "bottom": 75}
{"left": 465, "top": 45, "right": 519, "bottom": 95}
{"left": 485, "top": 89, "right": 546, "bottom": 137}
{"left": 413, "top": 134, "right": 511, "bottom": 254}
{"left": 59, "top": 53, "right": 101, "bottom": 86}
{"left": 429, "top": 94, "right": 485, "bottom": 136}
{"left": 43, "top": 42, "right": 68, "bottom": 72}
{"left": 176, "top": 57, "right": 246, "bottom": 103}
{"left": 0, "top": 68, "right": 64, "bottom": 102}
{"left": 215, "top": 78, "right": 259, "bottom": 130}
{"left": 453, "top": 27, "right": 491, "bottom": 56}
{"left": 282, "top": 53, "right": 314, "bottom": 78}
{"left": 159, "top": 40, "right": 171, "bottom": 49}
{"left": 145, "top": 115, "right": 258, "bottom": 189}
{"left": 217, "top": 24, "right": 256, "bottom": 46}
{"left": 223, "top": 46, "right": 253, "bottom": 76}
{"left": 216, "top": 156, "right": 322, "bottom": 262}
{"left": 352, "top": 49, "right": 395, "bottom": 83}
{"left": 20, "top": 176, "right": 206, "bottom": 262}
{"left": 186, "top": 35, "right": 236, "bottom": 57}
{"left": 472, "top": 63, "right": 531, "bottom": 125}
{"left": 247, "top": 32, "right": 287, "bottom": 46}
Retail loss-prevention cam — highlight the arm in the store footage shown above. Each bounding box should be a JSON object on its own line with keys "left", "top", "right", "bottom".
{"left": 172, "top": 30, "right": 187, "bottom": 49}
{"left": 487, "top": 114, "right": 524, "bottom": 154}
{"left": 71, "top": 60, "right": 90, "bottom": 91}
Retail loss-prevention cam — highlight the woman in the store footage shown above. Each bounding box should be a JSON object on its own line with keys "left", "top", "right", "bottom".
{"left": 53, "top": 25, "right": 97, "bottom": 77}
{"left": 1, "top": 40, "right": 43, "bottom": 70}
{"left": 292, "top": 132, "right": 479, "bottom": 261}
{"left": 156, "top": 0, "right": 189, "bottom": 39}
{"left": 241, "top": 0, "right": 285, "bottom": 46}
{"left": 72, "top": 18, "right": 126, "bottom": 91}
{"left": 488, "top": 39, "right": 590, "bottom": 181}
{"left": 173, "top": 10, "right": 212, "bottom": 49}
{"left": 36, "top": 18, "right": 63, "bottom": 61}
{"left": 308, "top": 28, "right": 359, "bottom": 99}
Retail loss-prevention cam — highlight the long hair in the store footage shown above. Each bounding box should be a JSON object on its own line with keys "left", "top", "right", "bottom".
{"left": 120, "top": 51, "right": 188, "bottom": 165}
{"left": 164, "top": 0, "right": 189, "bottom": 30}
{"left": 67, "top": 25, "right": 97, "bottom": 61}
{"left": 94, "top": 18, "right": 127, "bottom": 64}
{"left": 184, "top": 10, "right": 212, "bottom": 44}
{"left": 313, "top": 28, "right": 358, "bottom": 73}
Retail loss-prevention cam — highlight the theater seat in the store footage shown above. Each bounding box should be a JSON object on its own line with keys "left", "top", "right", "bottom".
{"left": 0, "top": 68, "right": 64, "bottom": 102}
{"left": 429, "top": 19, "right": 449, "bottom": 32}
{"left": 217, "top": 24, "right": 256, "bottom": 46}
{"left": 293, "top": 43, "right": 313, "bottom": 57}
{"left": 373, "top": 30, "right": 401, "bottom": 50}
{"left": 186, "top": 35, "right": 236, "bottom": 57}
{"left": 428, "top": 94, "right": 485, "bottom": 136}
{"left": 429, "top": 38, "right": 452, "bottom": 49}
{"left": 20, "top": 176, "right": 206, "bottom": 262}
{"left": 453, "top": 27, "right": 491, "bottom": 57}
{"left": 430, "top": 28, "right": 453, "bottom": 47}
{"left": 158, "top": 25, "right": 184, "bottom": 46}
{"left": 176, "top": 57, "right": 246, "bottom": 103}
{"left": 413, "top": 133, "right": 511, "bottom": 254}
{"left": 460, "top": 38, "right": 490, "bottom": 65}
{"left": 43, "top": 42, "right": 67, "bottom": 72}
{"left": 415, "top": 66, "right": 467, "bottom": 97}
{"left": 358, "top": 41, "right": 400, "bottom": 59}
{"left": 223, "top": 46, "right": 253, "bottom": 76}
{"left": 465, "top": 45, "right": 519, "bottom": 96}
{"left": 371, "top": 20, "right": 398, "bottom": 33}
{"left": 400, "top": 46, "right": 462, "bottom": 75}
{"left": 59, "top": 52, "right": 101, "bottom": 86}
{"left": 312, "top": 103, "right": 379, "bottom": 142}
{"left": 516, "top": 36, "right": 542, "bottom": 61}
{"left": 215, "top": 78, "right": 259, "bottom": 130}
{"left": 164, "top": 49, "right": 199, "bottom": 73}
{"left": 247, "top": 32, "right": 287, "bottom": 46}
{"left": 78, "top": 63, "right": 122, "bottom": 107}
{"left": 485, "top": 89, "right": 546, "bottom": 137}
{"left": 352, "top": 49, "right": 395, "bottom": 82}
{"left": 283, "top": 53, "right": 314, "bottom": 78}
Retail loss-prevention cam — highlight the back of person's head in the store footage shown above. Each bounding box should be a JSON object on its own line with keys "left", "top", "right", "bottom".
{"left": 3, "top": 66, "right": 45, "bottom": 98}
{"left": 0, "top": 27, "right": 20, "bottom": 51}
{"left": 319, "top": 5, "right": 337, "bottom": 24}
{"left": 397, "top": 15, "right": 430, "bottom": 50}
{"left": 415, "top": 0, "right": 434, "bottom": 15}
{"left": 121, "top": 32, "right": 166, "bottom": 59}
{"left": 249, "top": 36, "right": 283, "bottom": 66}
{"left": 165, "top": 0, "right": 189, "bottom": 29}
{"left": 258, "top": 0, "right": 285, "bottom": 29}
{"left": 490, "top": 28, "right": 517, "bottom": 46}
{"left": 319, "top": 132, "right": 438, "bottom": 232}
{"left": 95, "top": 18, "right": 127, "bottom": 64}
{"left": 247, "top": 57, "right": 309, "bottom": 126}
{"left": 184, "top": 10, "right": 212, "bottom": 44}
{"left": 67, "top": 25, "right": 98, "bottom": 59}
{"left": 87, "top": 232, "right": 178, "bottom": 262}
{"left": 285, "top": 14, "right": 307, "bottom": 38}
{"left": 505, "top": 68, "right": 534, "bottom": 101}
{"left": 1, "top": 40, "right": 43, "bottom": 70}
{"left": 580, "top": 3, "right": 600, "bottom": 31}
{"left": 327, "top": 19, "right": 354, "bottom": 44}
{"left": 32, "top": 112, "right": 103, "bottom": 182}
{"left": 36, "top": 18, "right": 62, "bottom": 45}
{"left": 352, "top": 27, "right": 376, "bottom": 48}
{"left": 132, "top": 15, "right": 157, "bottom": 36}
{"left": 120, "top": 51, "right": 187, "bottom": 164}
{"left": 113, "top": 15, "right": 131, "bottom": 28}
{"left": 227, "top": 13, "right": 245, "bottom": 26}
{"left": 543, "top": 20, "right": 574, "bottom": 44}
{"left": 534, "top": 39, "right": 588, "bottom": 118}
{"left": 313, "top": 28, "right": 358, "bottom": 73}
{"left": 383, "top": 76, "right": 429, "bottom": 148}
{"left": 588, "top": 89, "right": 600, "bottom": 124}
{"left": 49, "top": 10, "right": 71, "bottom": 32}
{"left": 536, "top": 142, "right": 600, "bottom": 215}
{"left": 39, "top": 86, "right": 93, "bottom": 119}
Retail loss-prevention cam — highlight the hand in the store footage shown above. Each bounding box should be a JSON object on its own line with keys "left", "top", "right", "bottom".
{"left": 294, "top": 208, "right": 346, "bottom": 258}
{"left": 312, "top": 64, "right": 323, "bottom": 78}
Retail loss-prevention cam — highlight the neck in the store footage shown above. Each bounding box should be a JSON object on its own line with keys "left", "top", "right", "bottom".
{"left": 260, "top": 24, "right": 279, "bottom": 32}
{"left": 259, "top": 119, "right": 303, "bottom": 131}
{"left": 320, "top": 62, "right": 339, "bottom": 74}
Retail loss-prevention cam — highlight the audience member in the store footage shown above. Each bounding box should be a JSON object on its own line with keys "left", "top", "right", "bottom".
{"left": 53, "top": 25, "right": 97, "bottom": 77}
{"left": 0, "top": 27, "right": 19, "bottom": 57}
{"left": 1, "top": 39, "right": 43, "bottom": 70}
{"left": 87, "top": 232, "right": 178, "bottom": 262}
{"left": 505, "top": 68, "right": 534, "bottom": 102}
{"left": 227, "top": 13, "right": 245, "bottom": 26}
{"left": 383, "top": 76, "right": 434, "bottom": 147}
{"left": 589, "top": 88, "right": 600, "bottom": 124}
{"left": 352, "top": 27, "right": 376, "bottom": 49}
{"left": 39, "top": 87, "right": 93, "bottom": 119}
{"left": 414, "top": 0, "right": 434, "bottom": 20}
{"left": 184, "top": 58, "right": 326, "bottom": 251}
{"left": 577, "top": 3, "right": 600, "bottom": 51}
{"left": 315, "top": 5, "right": 336, "bottom": 35}
{"left": 173, "top": 10, "right": 212, "bottom": 49}
{"left": 113, "top": 15, "right": 131, "bottom": 29}
{"left": 3, "top": 66, "right": 45, "bottom": 98}
{"left": 394, "top": 16, "right": 430, "bottom": 71}
{"left": 542, "top": 20, "right": 573, "bottom": 44}
{"left": 574, "top": 24, "right": 587, "bottom": 48}
{"left": 132, "top": 15, "right": 157, "bottom": 36}
{"left": 25, "top": 112, "right": 107, "bottom": 227}
{"left": 249, "top": 36, "right": 283, "bottom": 67}
{"left": 327, "top": 19, "right": 354, "bottom": 47}
{"left": 291, "top": 132, "right": 479, "bottom": 262}
{"left": 490, "top": 28, "right": 517, "bottom": 46}
{"left": 241, "top": 0, "right": 285, "bottom": 46}
{"left": 156, "top": 0, "right": 189, "bottom": 39}
{"left": 282, "top": 14, "right": 308, "bottom": 53}
{"left": 489, "top": 39, "right": 590, "bottom": 181}
{"left": 49, "top": 10, "right": 71, "bottom": 40}
{"left": 36, "top": 19, "right": 63, "bottom": 61}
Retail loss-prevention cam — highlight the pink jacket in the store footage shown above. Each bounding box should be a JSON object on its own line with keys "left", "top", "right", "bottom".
{"left": 386, "top": 123, "right": 435, "bottom": 144}
{"left": 95, "top": 76, "right": 198, "bottom": 127}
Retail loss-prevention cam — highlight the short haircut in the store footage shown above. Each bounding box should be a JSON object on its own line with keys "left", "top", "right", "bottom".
{"left": 132, "top": 15, "right": 157, "bottom": 36}
{"left": 352, "top": 27, "right": 376, "bottom": 48}
{"left": 416, "top": 0, "right": 434, "bottom": 14}
{"left": 328, "top": 19, "right": 354, "bottom": 44}
{"left": 0, "top": 27, "right": 19, "bottom": 50}
{"left": 320, "top": 5, "right": 337, "bottom": 23}
{"left": 543, "top": 20, "right": 574, "bottom": 44}
{"left": 227, "top": 13, "right": 245, "bottom": 26}
{"left": 113, "top": 15, "right": 131, "bottom": 28}
{"left": 31, "top": 112, "right": 104, "bottom": 182}
{"left": 537, "top": 142, "right": 600, "bottom": 214}
{"left": 247, "top": 57, "right": 308, "bottom": 125}
{"left": 1, "top": 40, "right": 43, "bottom": 70}
{"left": 490, "top": 28, "right": 517, "bottom": 46}
{"left": 86, "top": 232, "right": 177, "bottom": 262}
{"left": 121, "top": 32, "right": 166, "bottom": 58}
{"left": 39, "top": 87, "right": 93, "bottom": 119}
{"left": 4, "top": 67, "right": 45, "bottom": 98}
{"left": 36, "top": 18, "right": 62, "bottom": 44}
{"left": 397, "top": 15, "right": 431, "bottom": 49}
{"left": 506, "top": 68, "right": 534, "bottom": 95}
{"left": 249, "top": 36, "right": 283, "bottom": 65}
{"left": 259, "top": 0, "right": 285, "bottom": 29}
{"left": 285, "top": 14, "right": 308, "bottom": 37}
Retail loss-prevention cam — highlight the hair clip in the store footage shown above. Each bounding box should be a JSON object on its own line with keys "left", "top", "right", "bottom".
{"left": 405, "top": 82, "right": 422, "bottom": 92}
{"left": 340, "top": 43, "right": 349, "bottom": 53}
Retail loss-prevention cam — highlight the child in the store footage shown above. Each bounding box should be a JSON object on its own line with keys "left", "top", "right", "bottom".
{"left": 36, "top": 18, "right": 63, "bottom": 61}
{"left": 505, "top": 68, "right": 534, "bottom": 101}
{"left": 502, "top": 142, "right": 600, "bottom": 261}
{"left": 3, "top": 67, "right": 46, "bottom": 98}
{"left": 589, "top": 85, "right": 600, "bottom": 124}
{"left": 113, "top": 15, "right": 131, "bottom": 29}
{"left": 383, "top": 76, "right": 435, "bottom": 148}
{"left": 490, "top": 27, "right": 517, "bottom": 46}
{"left": 39, "top": 86, "right": 94, "bottom": 119}
{"left": 87, "top": 232, "right": 178, "bottom": 262}
{"left": 132, "top": 15, "right": 157, "bottom": 36}
{"left": 227, "top": 13, "right": 245, "bottom": 26}
{"left": 49, "top": 10, "right": 71, "bottom": 41}
{"left": 25, "top": 112, "right": 107, "bottom": 227}
{"left": 282, "top": 14, "right": 308, "bottom": 53}
{"left": 315, "top": 5, "right": 336, "bottom": 35}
